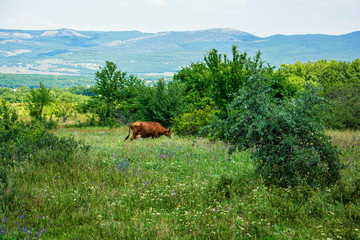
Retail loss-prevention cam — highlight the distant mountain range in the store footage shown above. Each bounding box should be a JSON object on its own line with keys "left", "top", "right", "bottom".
{"left": 0, "top": 28, "right": 359, "bottom": 76}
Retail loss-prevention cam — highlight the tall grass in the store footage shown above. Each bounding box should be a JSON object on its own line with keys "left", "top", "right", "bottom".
{"left": 1, "top": 127, "right": 359, "bottom": 239}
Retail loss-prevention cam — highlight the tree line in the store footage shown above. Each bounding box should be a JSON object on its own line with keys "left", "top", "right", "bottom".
{"left": 1, "top": 46, "right": 358, "bottom": 130}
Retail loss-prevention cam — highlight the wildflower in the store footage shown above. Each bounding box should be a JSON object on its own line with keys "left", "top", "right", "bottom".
{"left": 1, "top": 227, "right": 5, "bottom": 234}
{"left": 247, "top": 233, "right": 252, "bottom": 237}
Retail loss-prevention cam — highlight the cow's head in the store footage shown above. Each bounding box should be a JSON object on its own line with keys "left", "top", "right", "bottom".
{"left": 165, "top": 129, "right": 171, "bottom": 138}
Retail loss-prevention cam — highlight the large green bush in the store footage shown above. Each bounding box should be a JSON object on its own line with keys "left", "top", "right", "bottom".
{"left": 172, "top": 105, "right": 219, "bottom": 136}
{"left": 209, "top": 72, "right": 342, "bottom": 188}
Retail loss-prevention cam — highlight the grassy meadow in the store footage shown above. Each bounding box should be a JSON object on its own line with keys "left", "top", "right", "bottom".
{"left": 1, "top": 125, "right": 360, "bottom": 239}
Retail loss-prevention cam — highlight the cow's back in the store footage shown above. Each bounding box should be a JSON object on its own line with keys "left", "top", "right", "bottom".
{"left": 141, "top": 122, "right": 164, "bottom": 134}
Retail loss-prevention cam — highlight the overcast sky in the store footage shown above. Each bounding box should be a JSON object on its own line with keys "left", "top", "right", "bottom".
{"left": 0, "top": 0, "right": 359, "bottom": 37}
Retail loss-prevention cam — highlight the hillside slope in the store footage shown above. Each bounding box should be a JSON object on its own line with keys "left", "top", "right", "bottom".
{"left": 0, "top": 28, "right": 359, "bottom": 75}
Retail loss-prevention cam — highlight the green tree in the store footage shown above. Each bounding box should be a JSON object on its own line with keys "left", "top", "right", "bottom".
{"left": 279, "top": 58, "right": 360, "bottom": 129}
{"left": 209, "top": 71, "right": 342, "bottom": 188}
{"left": 15, "top": 85, "right": 31, "bottom": 103}
{"left": 91, "top": 61, "right": 128, "bottom": 124}
{"left": 174, "top": 46, "right": 280, "bottom": 118}
{"left": 0, "top": 88, "right": 16, "bottom": 103}
{"left": 118, "top": 74, "right": 146, "bottom": 120}
{"left": 137, "top": 79, "right": 184, "bottom": 127}
{"left": 26, "top": 82, "right": 54, "bottom": 121}
{"left": 323, "top": 82, "right": 360, "bottom": 129}
{"left": 89, "top": 61, "right": 143, "bottom": 125}
{"left": 52, "top": 92, "right": 77, "bottom": 122}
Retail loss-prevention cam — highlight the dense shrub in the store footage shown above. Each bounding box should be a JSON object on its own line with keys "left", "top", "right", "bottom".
{"left": 280, "top": 59, "right": 360, "bottom": 130}
{"left": 209, "top": 71, "right": 342, "bottom": 188}
{"left": 0, "top": 101, "right": 90, "bottom": 205}
{"left": 172, "top": 105, "right": 219, "bottom": 136}
{"left": 0, "top": 100, "right": 18, "bottom": 131}
{"left": 137, "top": 79, "right": 185, "bottom": 127}
{"left": 0, "top": 122, "right": 89, "bottom": 166}
{"left": 322, "top": 82, "right": 360, "bottom": 129}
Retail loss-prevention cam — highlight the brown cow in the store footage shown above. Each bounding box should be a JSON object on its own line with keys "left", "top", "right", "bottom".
{"left": 124, "top": 122, "right": 171, "bottom": 141}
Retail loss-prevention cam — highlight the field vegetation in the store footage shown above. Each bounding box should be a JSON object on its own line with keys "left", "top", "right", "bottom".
{"left": 0, "top": 125, "right": 359, "bottom": 239}
{"left": 1, "top": 46, "right": 360, "bottom": 239}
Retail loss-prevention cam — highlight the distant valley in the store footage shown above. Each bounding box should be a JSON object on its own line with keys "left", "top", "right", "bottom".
{"left": 0, "top": 28, "right": 359, "bottom": 78}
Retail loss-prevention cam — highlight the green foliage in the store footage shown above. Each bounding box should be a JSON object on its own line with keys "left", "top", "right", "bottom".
{"left": 209, "top": 71, "right": 342, "bottom": 188}
{"left": 68, "top": 85, "right": 94, "bottom": 96}
{"left": 173, "top": 62, "right": 212, "bottom": 111}
{"left": 172, "top": 105, "right": 219, "bottom": 136}
{"left": 322, "top": 82, "right": 360, "bottom": 129}
{"left": 0, "top": 100, "right": 18, "bottom": 205}
{"left": 0, "top": 103, "right": 89, "bottom": 209}
{"left": 280, "top": 59, "right": 360, "bottom": 130}
{"left": 89, "top": 61, "right": 145, "bottom": 126}
{"left": 26, "top": 82, "right": 54, "bottom": 121}
{"left": 0, "top": 86, "right": 31, "bottom": 104}
{"left": 0, "top": 121, "right": 89, "bottom": 167}
{"left": 90, "top": 61, "right": 127, "bottom": 125}
{"left": 279, "top": 59, "right": 360, "bottom": 85}
{"left": 0, "top": 73, "right": 94, "bottom": 89}
{"left": 175, "top": 46, "right": 293, "bottom": 119}
{"left": 0, "top": 100, "right": 18, "bottom": 131}
{"left": 137, "top": 79, "right": 185, "bottom": 127}
{"left": 51, "top": 92, "right": 77, "bottom": 122}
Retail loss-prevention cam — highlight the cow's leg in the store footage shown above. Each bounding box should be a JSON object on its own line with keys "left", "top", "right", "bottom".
{"left": 131, "top": 129, "right": 139, "bottom": 141}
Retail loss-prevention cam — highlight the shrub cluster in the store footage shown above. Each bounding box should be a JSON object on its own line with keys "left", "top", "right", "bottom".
{"left": 0, "top": 100, "right": 89, "bottom": 206}
{"left": 208, "top": 72, "right": 342, "bottom": 188}
{"left": 172, "top": 106, "right": 219, "bottom": 136}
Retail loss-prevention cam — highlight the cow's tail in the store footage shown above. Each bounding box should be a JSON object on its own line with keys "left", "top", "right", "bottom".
{"left": 124, "top": 126, "right": 131, "bottom": 141}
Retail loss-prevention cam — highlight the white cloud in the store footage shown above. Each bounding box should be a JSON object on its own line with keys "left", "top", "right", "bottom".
{"left": 177, "top": 0, "right": 247, "bottom": 12}
{"left": 337, "top": 0, "right": 360, "bottom": 9}
{"left": 0, "top": 0, "right": 358, "bottom": 36}
{"left": 5, "top": 15, "right": 56, "bottom": 30}
{"left": 149, "top": 0, "right": 168, "bottom": 6}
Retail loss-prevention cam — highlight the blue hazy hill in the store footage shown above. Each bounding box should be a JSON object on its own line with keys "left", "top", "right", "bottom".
{"left": 0, "top": 28, "right": 359, "bottom": 75}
